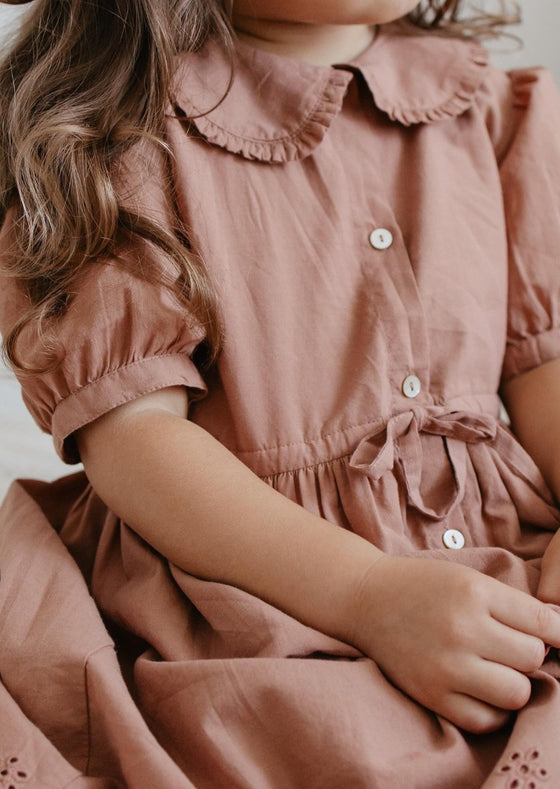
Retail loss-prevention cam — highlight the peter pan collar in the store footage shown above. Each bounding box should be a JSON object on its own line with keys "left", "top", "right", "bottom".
{"left": 172, "top": 25, "right": 489, "bottom": 163}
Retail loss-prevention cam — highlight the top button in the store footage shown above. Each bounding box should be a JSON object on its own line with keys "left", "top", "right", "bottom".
{"left": 402, "top": 374, "right": 421, "bottom": 398}
{"left": 369, "top": 228, "right": 393, "bottom": 250}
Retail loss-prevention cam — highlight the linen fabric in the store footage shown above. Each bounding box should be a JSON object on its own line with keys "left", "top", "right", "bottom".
{"left": 1, "top": 25, "right": 560, "bottom": 787}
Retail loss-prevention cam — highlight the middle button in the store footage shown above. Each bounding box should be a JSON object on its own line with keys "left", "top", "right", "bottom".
{"left": 369, "top": 228, "right": 393, "bottom": 250}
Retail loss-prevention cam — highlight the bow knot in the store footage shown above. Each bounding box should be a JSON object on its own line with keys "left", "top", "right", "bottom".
{"left": 349, "top": 410, "right": 496, "bottom": 521}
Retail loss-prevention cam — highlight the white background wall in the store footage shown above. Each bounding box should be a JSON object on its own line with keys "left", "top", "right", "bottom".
{"left": 0, "top": 1, "right": 559, "bottom": 498}
{"left": 490, "top": 0, "right": 560, "bottom": 83}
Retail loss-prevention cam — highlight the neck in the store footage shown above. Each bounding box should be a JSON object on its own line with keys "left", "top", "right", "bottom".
{"left": 232, "top": 19, "right": 377, "bottom": 65}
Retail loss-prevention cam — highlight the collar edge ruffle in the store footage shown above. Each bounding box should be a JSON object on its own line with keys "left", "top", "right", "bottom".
{"left": 173, "top": 36, "right": 491, "bottom": 162}
{"left": 185, "top": 72, "right": 350, "bottom": 163}
{"left": 371, "top": 45, "right": 489, "bottom": 127}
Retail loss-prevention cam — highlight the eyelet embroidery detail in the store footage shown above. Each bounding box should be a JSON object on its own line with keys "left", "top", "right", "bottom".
{"left": 496, "top": 749, "right": 549, "bottom": 788}
{"left": 0, "top": 757, "right": 29, "bottom": 788}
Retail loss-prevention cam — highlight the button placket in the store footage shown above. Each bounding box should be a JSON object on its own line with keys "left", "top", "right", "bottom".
{"left": 364, "top": 211, "right": 431, "bottom": 406}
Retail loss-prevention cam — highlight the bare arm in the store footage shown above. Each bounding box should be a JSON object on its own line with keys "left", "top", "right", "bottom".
{"left": 76, "top": 386, "right": 384, "bottom": 646}
{"left": 502, "top": 358, "right": 560, "bottom": 501}
{"left": 76, "top": 384, "right": 560, "bottom": 734}
{"left": 502, "top": 358, "right": 560, "bottom": 601}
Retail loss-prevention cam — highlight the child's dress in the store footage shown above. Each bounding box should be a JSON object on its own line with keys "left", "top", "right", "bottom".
{"left": 2, "top": 24, "right": 560, "bottom": 788}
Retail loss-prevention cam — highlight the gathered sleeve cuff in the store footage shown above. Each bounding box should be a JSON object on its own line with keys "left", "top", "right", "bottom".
{"left": 50, "top": 350, "right": 206, "bottom": 464}
{"left": 0, "top": 137, "right": 213, "bottom": 463}
{"left": 487, "top": 67, "right": 560, "bottom": 383}
{"left": 1, "top": 232, "right": 208, "bottom": 465}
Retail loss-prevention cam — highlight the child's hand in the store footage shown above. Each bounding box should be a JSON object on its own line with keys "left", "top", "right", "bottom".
{"left": 349, "top": 555, "right": 560, "bottom": 734}
{"left": 537, "top": 529, "right": 560, "bottom": 604}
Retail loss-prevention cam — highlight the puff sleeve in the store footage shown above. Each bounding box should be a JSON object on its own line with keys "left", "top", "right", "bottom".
{"left": 0, "top": 144, "right": 208, "bottom": 464}
{"left": 489, "top": 66, "right": 560, "bottom": 382}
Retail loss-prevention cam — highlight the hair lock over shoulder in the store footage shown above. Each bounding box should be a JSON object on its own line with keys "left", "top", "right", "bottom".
{"left": 0, "top": 0, "right": 233, "bottom": 372}
{"left": 0, "top": 0, "right": 519, "bottom": 373}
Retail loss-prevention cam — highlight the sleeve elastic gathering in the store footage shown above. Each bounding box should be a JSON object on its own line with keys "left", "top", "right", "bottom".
{"left": 498, "top": 67, "right": 560, "bottom": 382}
{"left": 0, "top": 139, "right": 209, "bottom": 464}
{"left": 4, "top": 260, "right": 207, "bottom": 464}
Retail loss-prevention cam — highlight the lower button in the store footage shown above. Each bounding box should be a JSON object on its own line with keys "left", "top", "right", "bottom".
{"left": 442, "top": 529, "right": 465, "bottom": 550}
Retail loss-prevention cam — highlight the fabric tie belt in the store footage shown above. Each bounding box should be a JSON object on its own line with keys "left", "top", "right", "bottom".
{"left": 349, "top": 410, "right": 497, "bottom": 521}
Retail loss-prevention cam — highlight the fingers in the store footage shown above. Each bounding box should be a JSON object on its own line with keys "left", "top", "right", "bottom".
{"left": 458, "top": 658, "right": 532, "bottom": 712}
{"left": 489, "top": 583, "right": 560, "bottom": 648}
{"left": 480, "top": 620, "right": 546, "bottom": 673}
{"left": 437, "top": 693, "right": 513, "bottom": 735}
{"left": 436, "top": 660, "right": 530, "bottom": 733}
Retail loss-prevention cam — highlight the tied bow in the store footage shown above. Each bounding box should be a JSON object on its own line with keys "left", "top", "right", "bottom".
{"left": 349, "top": 410, "right": 497, "bottom": 521}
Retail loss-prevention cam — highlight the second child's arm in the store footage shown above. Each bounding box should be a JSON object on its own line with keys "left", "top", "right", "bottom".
{"left": 502, "top": 357, "right": 560, "bottom": 602}
{"left": 76, "top": 386, "right": 560, "bottom": 733}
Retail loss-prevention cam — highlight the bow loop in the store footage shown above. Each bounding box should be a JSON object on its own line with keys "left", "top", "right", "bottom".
{"left": 349, "top": 410, "right": 415, "bottom": 481}
{"left": 349, "top": 409, "right": 497, "bottom": 521}
{"left": 419, "top": 411, "right": 496, "bottom": 443}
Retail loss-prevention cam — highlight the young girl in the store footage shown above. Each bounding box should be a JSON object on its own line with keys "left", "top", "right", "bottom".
{"left": 1, "top": 0, "right": 560, "bottom": 785}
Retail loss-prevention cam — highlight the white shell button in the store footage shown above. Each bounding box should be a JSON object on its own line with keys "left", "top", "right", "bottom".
{"left": 442, "top": 529, "right": 465, "bottom": 550}
{"left": 402, "top": 374, "right": 421, "bottom": 399}
{"left": 369, "top": 228, "right": 393, "bottom": 250}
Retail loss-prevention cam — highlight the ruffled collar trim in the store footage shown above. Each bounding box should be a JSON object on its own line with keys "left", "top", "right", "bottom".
{"left": 172, "top": 26, "right": 489, "bottom": 163}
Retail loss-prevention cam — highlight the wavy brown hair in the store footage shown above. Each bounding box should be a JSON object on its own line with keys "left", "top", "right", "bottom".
{"left": 407, "top": 0, "right": 520, "bottom": 37}
{"left": 0, "top": 0, "right": 520, "bottom": 372}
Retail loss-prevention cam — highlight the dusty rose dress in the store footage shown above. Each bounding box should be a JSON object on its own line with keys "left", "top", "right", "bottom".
{"left": 2, "top": 25, "right": 560, "bottom": 788}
